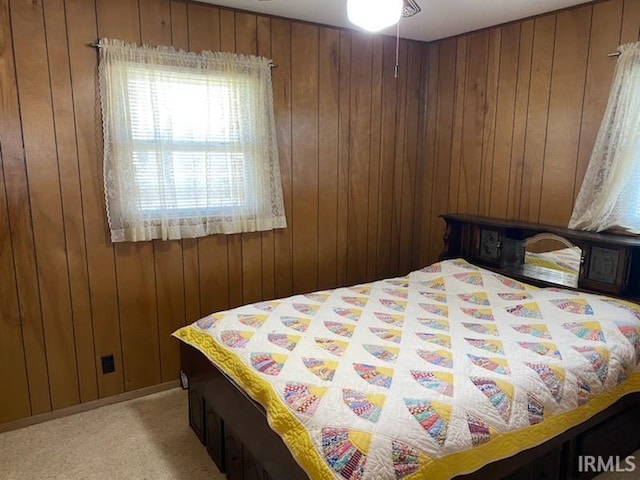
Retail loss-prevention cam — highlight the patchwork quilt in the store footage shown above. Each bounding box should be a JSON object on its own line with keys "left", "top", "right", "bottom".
{"left": 174, "top": 259, "right": 640, "bottom": 480}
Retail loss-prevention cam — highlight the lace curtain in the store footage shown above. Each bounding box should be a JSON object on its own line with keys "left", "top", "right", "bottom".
{"left": 569, "top": 41, "right": 640, "bottom": 234}
{"left": 98, "top": 38, "right": 287, "bottom": 242}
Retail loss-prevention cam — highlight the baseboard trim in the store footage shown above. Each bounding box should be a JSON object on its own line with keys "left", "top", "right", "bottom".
{"left": 0, "top": 380, "right": 180, "bottom": 434}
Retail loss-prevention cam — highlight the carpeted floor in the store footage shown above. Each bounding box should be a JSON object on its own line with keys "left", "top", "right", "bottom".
{"left": 0, "top": 388, "right": 638, "bottom": 479}
{"left": 0, "top": 388, "right": 223, "bottom": 480}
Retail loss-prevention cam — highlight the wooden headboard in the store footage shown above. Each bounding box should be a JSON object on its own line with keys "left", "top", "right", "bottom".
{"left": 440, "top": 214, "right": 640, "bottom": 301}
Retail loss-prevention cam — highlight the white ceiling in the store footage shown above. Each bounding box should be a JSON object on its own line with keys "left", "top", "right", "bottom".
{"left": 201, "top": 0, "right": 594, "bottom": 42}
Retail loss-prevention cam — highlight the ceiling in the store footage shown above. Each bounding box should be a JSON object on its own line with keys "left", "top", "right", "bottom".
{"left": 201, "top": 0, "right": 595, "bottom": 42}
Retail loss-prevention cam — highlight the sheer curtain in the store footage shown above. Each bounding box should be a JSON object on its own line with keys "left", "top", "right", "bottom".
{"left": 98, "top": 38, "right": 287, "bottom": 242}
{"left": 569, "top": 41, "right": 640, "bottom": 234}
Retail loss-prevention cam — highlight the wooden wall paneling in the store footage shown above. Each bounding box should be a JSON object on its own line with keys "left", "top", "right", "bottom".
{"left": 428, "top": 39, "right": 456, "bottom": 264}
{"left": 271, "top": 18, "right": 293, "bottom": 298}
{"left": 347, "top": 33, "right": 372, "bottom": 286}
{"left": 366, "top": 37, "right": 383, "bottom": 280}
{"left": 412, "top": 43, "right": 428, "bottom": 267}
{"left": 574, "top": 0, "right": 623, "bottom": 202}
{"left": 389, "top": 40, "right": 408, "bottom": 275}
{"left": 43, "top": 0, "right": 98, "bottom": 404}
{"left": 187, "top": 3, "right": 220, "bottom": 51}
{"left": 139, "top": 0, "right": 171, "bottom": 45}
{"left": 65, "top": 0, "right": 124, "bottom": 399}
{"left": 317, "top": 27, "right": 340, "bottom": 290}
{"left": 410, "top": 43, "right": 430, "bottom": 269}
{"left": 0, "top": 0, "right": 51, "bottom": 414}
{"left": 138, "top": 0, "right": 185, "bottom": 383}
{"left": 0, "top": 0, "right": 36, "bottom": 417}
{"left": 182, "top": 236, "right": 201, "bottom": 322}
{"left": 188, "top": 5, "right": 229, "bottom": 316}
{"left": 398, "top": 41, "right": 421, "bottom": 275}
{"left": 458, "top": 30, "right": 489, "bottom": 216}
{"left": 375, "top": 36, "right": 398, "bottom": 279}
{"left": 98, "top": 0, "right": 161, "bottom": 392}
{"left": 489, "top": 23, "right": 520, "bottom": 219}
{"left": 169, "top": 1, "right": 188, "bottom": 48}
{"left": 0, "top": 149, "right": 31, "bottom": 422}
{"left": 478, "top": 29, "right": 501, "bottom": 217}
{"left": 416, "top": 42, "right": 438, "bottom": 267}
{"left": 291, "top": 22, "right": 319, "bottom": 294}
{"left": 236, "top": 12, "right": 264, "bottom": 305}
{"left": 518, "top": 15, "right": 555, "bottom": 223}
{"left": 187, "top": 3, "right": 220, "bottom": 60}
{"left": 506, "top": 20, "right": 534, "bottom": 220}
{"left": 154, "top": 240, "right": 185, "bottom": 382}
{"left": 447, "top": 36, "right": 468, "bottom": 214}
{"left": 538, "top": 6, "right": 591, "bottom": 226}
{"left": 411, "top": 43, "right": 432, "bottom": 265}
{"left": 621, "top": 0, "right": 640, "bottom": 43}
{"left": 235, "top": 11, "right": 257, "bottom": 51}
{"left": 257, "top": 15, "right": 276, "bottom": 300}
{"left": 96, "top": 0, "right": 139, "bottom": 41}
{"left": 336, "top": 30, "right": 351, "bottom": 286}
{"left": 11, "top": 0, "right": 80, "bottom": 409}
{"left": 220, "top": 9, "right": 244, "bottom": 309}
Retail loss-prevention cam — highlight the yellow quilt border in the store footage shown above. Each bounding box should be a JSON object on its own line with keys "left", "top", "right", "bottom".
{"left": 175, "top": 325, "right": 640, "bottom": 480}
{"left": 174, "top": 325, "right": 334, "bottom": 478}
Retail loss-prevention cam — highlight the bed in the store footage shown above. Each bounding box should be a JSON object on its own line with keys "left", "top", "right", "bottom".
{"left": 174, "top": 257, "right": 640, "bottom": 480}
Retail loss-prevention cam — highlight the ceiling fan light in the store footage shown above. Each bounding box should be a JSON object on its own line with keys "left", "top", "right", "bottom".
{"left": 347, "top": 0, "right": 403, "bottom": 32}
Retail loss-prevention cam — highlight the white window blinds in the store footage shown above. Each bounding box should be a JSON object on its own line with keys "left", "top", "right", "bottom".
{"left": 98, "top": 39, "right": 287, "bottom": 242}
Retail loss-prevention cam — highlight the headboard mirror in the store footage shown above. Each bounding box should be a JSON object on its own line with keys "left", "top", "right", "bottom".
{"left": 441, "top": 214, "right": 640, "bottom": 298}
{"left": 521, "top": 233, "right": 581, "bottom": 288}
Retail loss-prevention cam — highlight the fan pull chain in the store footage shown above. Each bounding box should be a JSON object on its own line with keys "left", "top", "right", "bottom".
{"left": 394, "top": 20, "right": 400, "bottom": 79}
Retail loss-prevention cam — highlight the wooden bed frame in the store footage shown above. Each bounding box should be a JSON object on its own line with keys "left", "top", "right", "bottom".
{"left": 181, "top": 343, "right": 640, "bottom": 480}
{"left": 180, "top": 215, "right": 640, "bottom": 480}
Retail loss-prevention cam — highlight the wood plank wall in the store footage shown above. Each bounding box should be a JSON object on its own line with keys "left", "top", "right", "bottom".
{"left": 0, "top": 0, "right": 427, "bottom": 424}
{"left": 417, "top": 0, "right": 640, "bottom": 266}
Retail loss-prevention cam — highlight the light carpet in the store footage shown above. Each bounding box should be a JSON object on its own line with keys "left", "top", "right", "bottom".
{"left": 0, "top": 388, "right": 223, "bottom": 480}
{"left": 0, "top": 387, "right": 637, "bottom": 479}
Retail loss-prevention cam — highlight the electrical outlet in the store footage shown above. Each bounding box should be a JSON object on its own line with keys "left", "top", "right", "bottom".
{"left": 101, "top": 354, "right": 115, "bottom": 374}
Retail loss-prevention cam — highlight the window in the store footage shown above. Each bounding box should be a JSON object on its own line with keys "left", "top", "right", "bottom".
{"left": 615, "top": 159, "right": 640, "bottom": 228}
{"left": 99, "top": 39, "right": 286, "bottom": 242}
{"left": 569, "top": 42, "right": 640, "bottom": 234}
